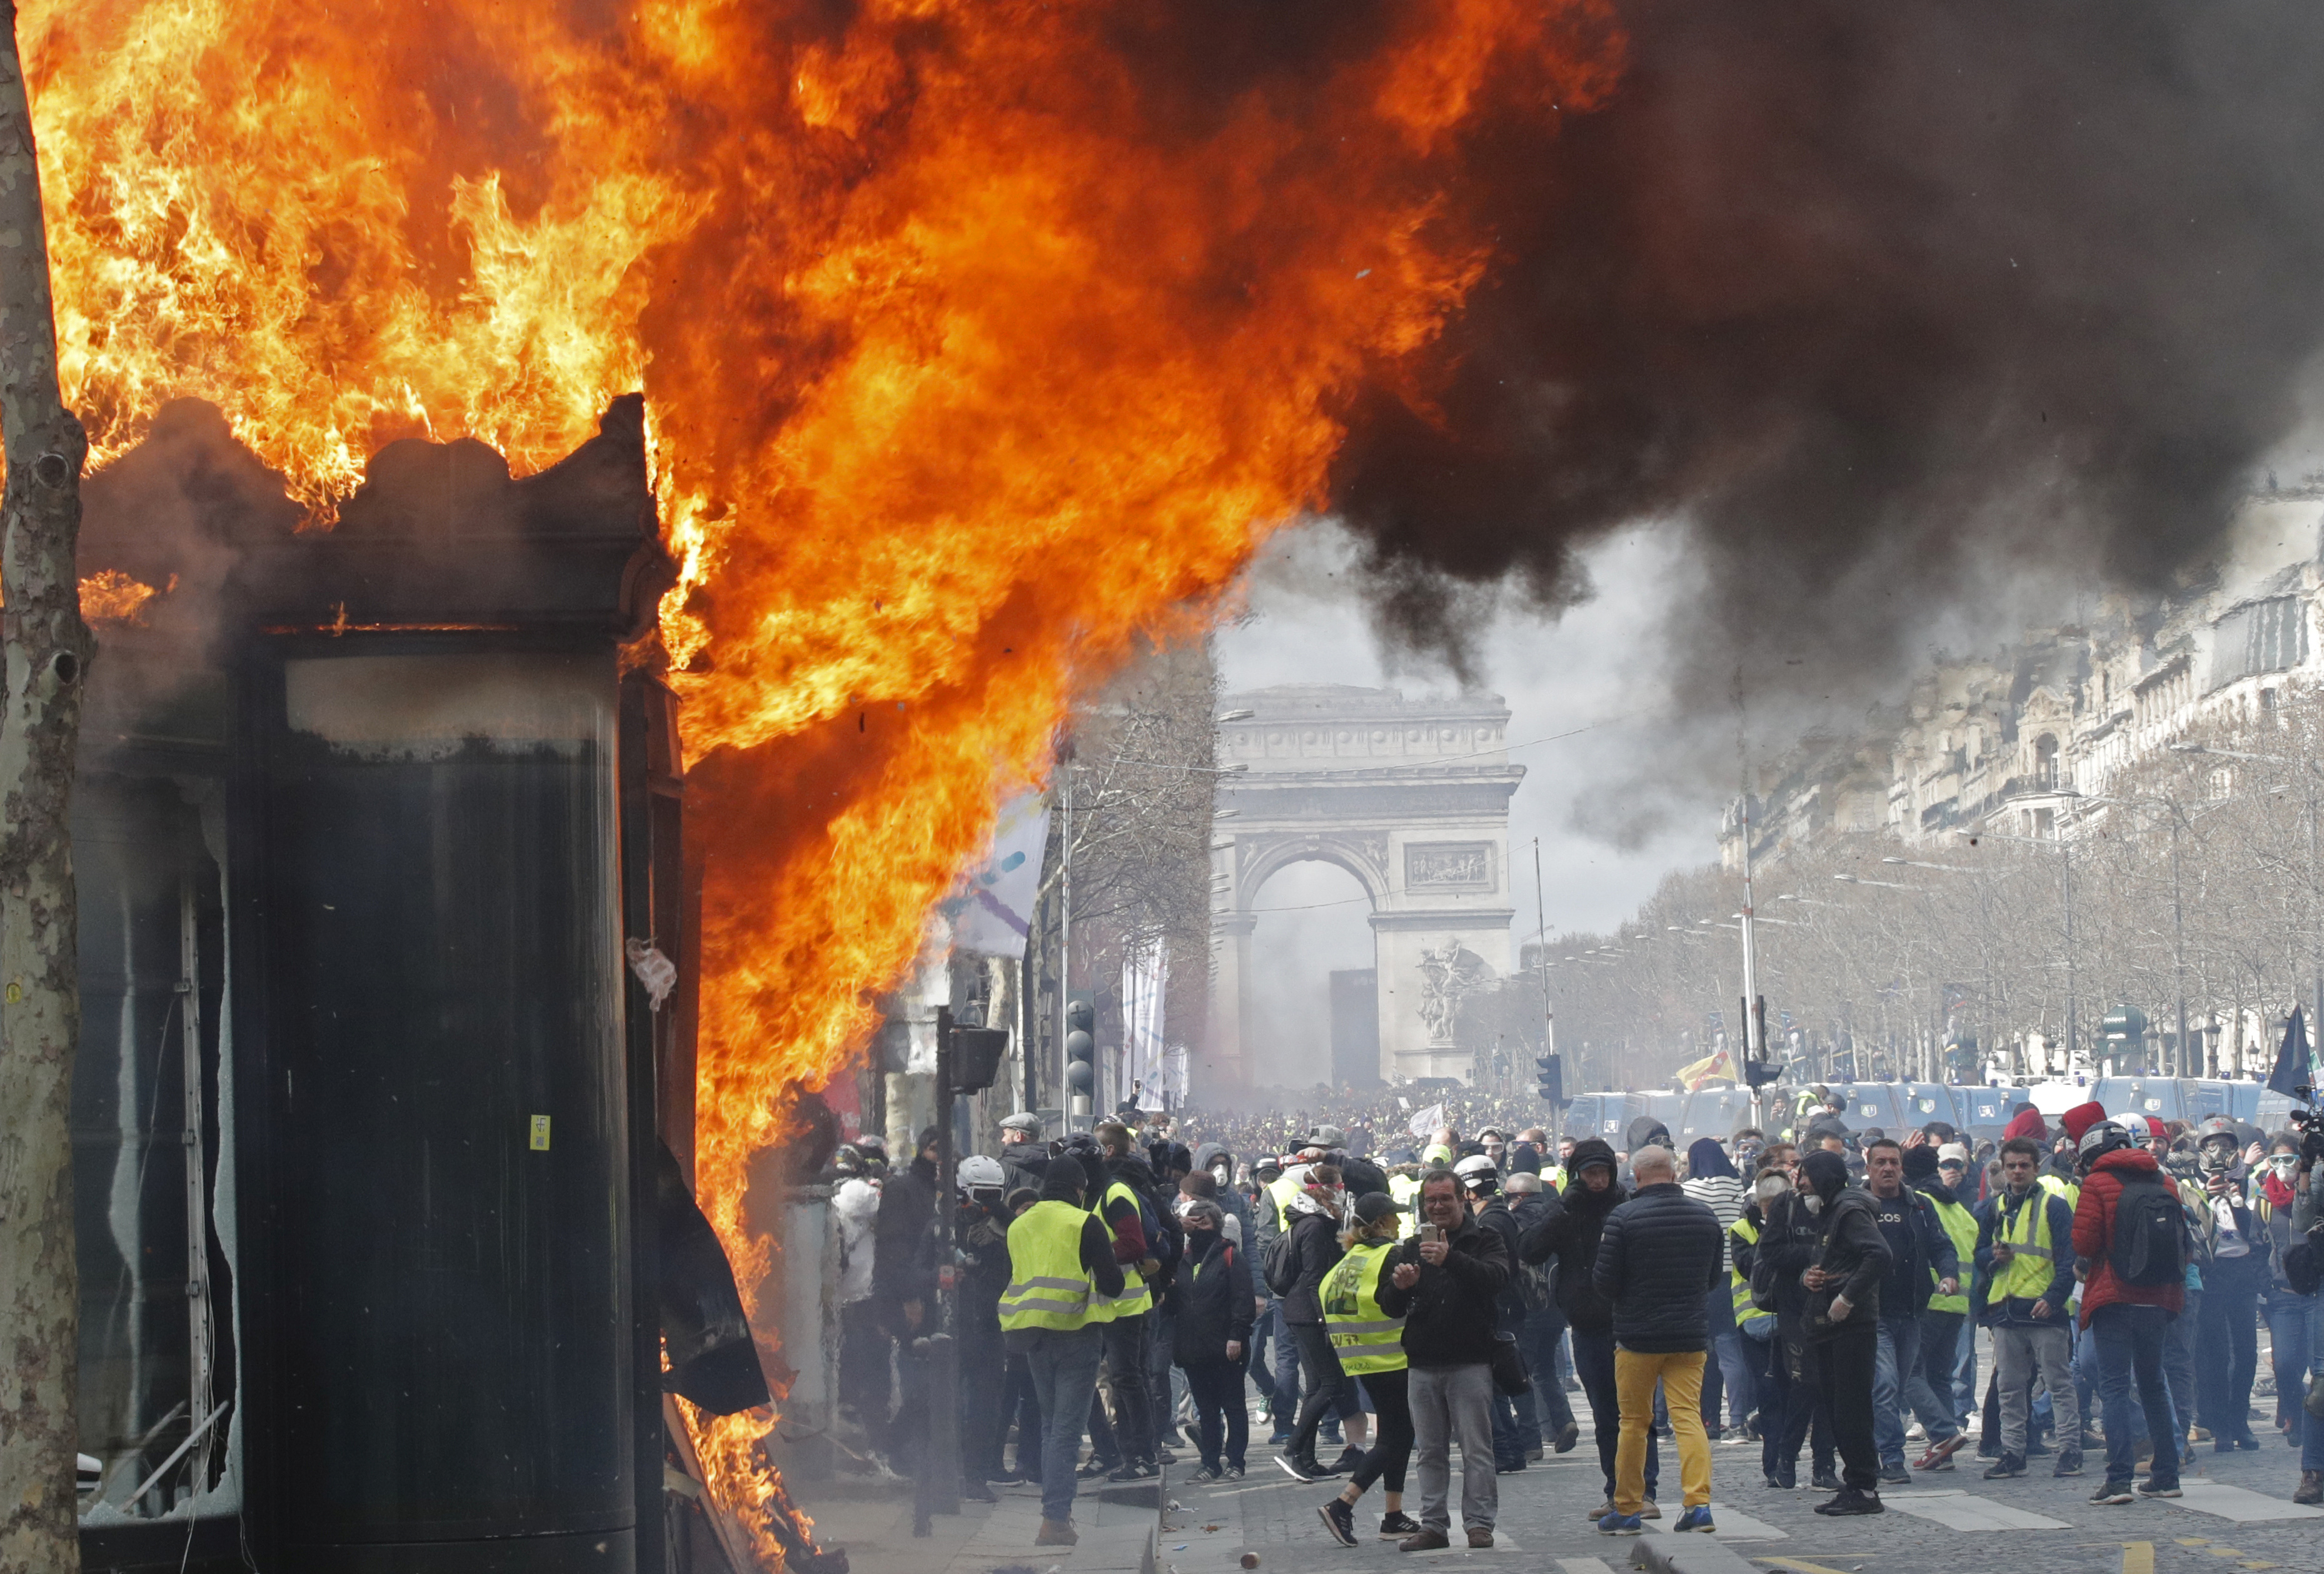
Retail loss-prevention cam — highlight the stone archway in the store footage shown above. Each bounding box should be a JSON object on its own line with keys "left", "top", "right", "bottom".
{"left": 1207, "top": 684, "right": 1524, "bottom": 1087}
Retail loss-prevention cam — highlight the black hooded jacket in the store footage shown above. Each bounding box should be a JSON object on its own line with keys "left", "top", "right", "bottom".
{"left": 1517, "top": 1139, "right": 1626, "bottom": 1334}
{"left": 1170, "top": 1226, "right": 1256, "bottom": 1368}
{"left": 1765, "top": 1151, "right": 1891, "bottom": 1338}
{"left": 1376, "top": 1211, "right": 1511, "bottom": 1367}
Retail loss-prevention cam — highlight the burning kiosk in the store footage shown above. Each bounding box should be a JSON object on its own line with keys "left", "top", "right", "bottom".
{"left": 71, "top": 398, "right": 765, "bottom": 1573}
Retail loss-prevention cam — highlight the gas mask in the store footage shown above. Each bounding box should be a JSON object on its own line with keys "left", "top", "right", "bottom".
{"left": 2199, "top": 1140, "right": 2238, "bottom": 1176}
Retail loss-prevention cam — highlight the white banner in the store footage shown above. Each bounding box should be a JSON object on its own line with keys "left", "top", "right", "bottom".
{"left": 1406, "top": 1102, "right": 1446, "bottom": 1140}
{"left": 943, "top": 791, "right": 1050, "bottom": 958}
{"left": 1122, "top": 940, "right": 1170, "bottom": 1107}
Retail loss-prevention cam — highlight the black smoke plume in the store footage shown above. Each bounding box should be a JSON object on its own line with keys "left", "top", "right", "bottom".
{"left": 1327, "top": 1, "right": 2324, "bottom": 690}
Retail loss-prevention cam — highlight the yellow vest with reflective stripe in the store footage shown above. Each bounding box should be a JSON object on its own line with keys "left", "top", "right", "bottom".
{"left": 1266, "top": 1174, "right": 1301, "bottom": 1233}
{"left": 1729, "top": 1214, "right": 1771, "bottom": 1328}
{"left": 1322, "top": 1240, "right": 1407, "bottom": 1375}
{"left": 2038, "top": 1173, "right": 2080, "bottom": 1213}
{"left": 1000, "top": 1200, "right": 1099, "bottom": 1332}
{"left": 1387, "top": 1174, "right": 1421, "bottom": 1239}
{"left": 1089, "top": 1179, "right": 1153, "bottom": 1321}
{"left": 1992, "top": 1186, "right": 2060, "bottom": 1303}
{"left": 1926, "top": 1192, "right": 1977, "bottom": 1314}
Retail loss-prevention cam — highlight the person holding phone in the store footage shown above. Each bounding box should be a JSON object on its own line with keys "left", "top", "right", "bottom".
{"left": 1375, "top": 1169, "right": 1510, "bottom": 1550}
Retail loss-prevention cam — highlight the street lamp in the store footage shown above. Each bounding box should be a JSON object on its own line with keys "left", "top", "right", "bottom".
{"left": 1833, "top": 872, "right": 1922, "bottom": 891}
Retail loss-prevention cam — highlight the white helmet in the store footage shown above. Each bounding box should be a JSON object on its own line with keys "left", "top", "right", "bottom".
{"left": 958, "top": 1155, "right": 1006, "bottom": 1191}
{"left": 1454, "top": 1154, "right": 1498, "bottom": 1192}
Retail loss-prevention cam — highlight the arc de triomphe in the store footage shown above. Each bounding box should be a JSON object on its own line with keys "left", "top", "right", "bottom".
{"left": 1208, "top": 685, "right": 1524, "bottom": 1086}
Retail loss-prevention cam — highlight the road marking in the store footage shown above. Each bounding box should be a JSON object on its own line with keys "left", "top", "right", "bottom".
{"left": 2121, "top": 1543, "right": 2154, "bottom": 1574}
{"left": 1639, "top": 1503, "right": 1789, "bottom": 1541}
{"left": 1876, "top": 1487, "right": 2070, "bottom": 1531}
{"left": 2169, "top": 1481, "right": 2324, "bottom": 1523}
{"left": 1556, "top": 1561, "right": 1619, "bottom": 1574}
{"left": 1751, "top": 1558, "right": 1859, "bottom": 1574}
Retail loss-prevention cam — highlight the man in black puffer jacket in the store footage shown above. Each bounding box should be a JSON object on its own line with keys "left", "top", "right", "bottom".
{"left": 1591, "top": 1146, "right": 1724, "bottom": 1532}
{"left": 1519, "top": 1139, "right": 1656, "bottom": 1516}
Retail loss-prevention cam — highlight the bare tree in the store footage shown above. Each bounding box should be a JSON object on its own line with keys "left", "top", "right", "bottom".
{"left": 0, "top": 4, "right": 89, "bottom": 1569}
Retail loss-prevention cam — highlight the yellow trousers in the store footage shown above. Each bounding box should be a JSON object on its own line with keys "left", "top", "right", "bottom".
{"left": 1613, "top": 1348, "right": 1711, "bottom": 1513}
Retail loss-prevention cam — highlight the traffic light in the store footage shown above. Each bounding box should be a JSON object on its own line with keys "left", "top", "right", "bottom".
{"left": 1535, "top": 1053, "right": 1564, "bottom": 1105}
{"left": 1743, "top": 1055, "right": 1783, "bottom": 1090}
{"left": 1064, "top": 995, "right": 1095, "bottom": 1099}
{"left": 952, "top": 1026, "right": 1009, "bottom": 1094}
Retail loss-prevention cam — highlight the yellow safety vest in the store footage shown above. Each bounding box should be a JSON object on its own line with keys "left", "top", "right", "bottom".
{"left": 1322, "top": 1240, "right": 1408, "bottom": 1375}
{"left": 1387, "top": 1173, "right": 1421, "bottom": 1239}
{"left": 1927, "top": 1193, "right": 1976, "bottom": 1315}
{"left": 2038, "top": 1173, "right": 2080, "bottom": 1213}
{"left": 999, "top": 1200, "right": 1099, "bottom": 1333}
{"left": 1266, "top": 1174, "right": 1301, "bottom": 1232}
{"left": 1089, "top": 1179, "right": 1154, "bottom": 1321}
{"left": 1541, "top": 1166, "right": 1567, "bottom": 1193}
{"left": 1991, "top": 1186, "right": 2060, "bottom": 1303}
{"left": 1728, "top": 1215, "right": 1771, "bottom": 1331}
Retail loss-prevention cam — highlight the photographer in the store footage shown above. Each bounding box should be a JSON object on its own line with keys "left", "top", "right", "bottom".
{"left": 2193, "top": 1118, "right": 2268, "bottom": 1453}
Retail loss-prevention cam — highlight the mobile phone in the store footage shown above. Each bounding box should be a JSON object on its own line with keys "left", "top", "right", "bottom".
{"left": 1417, "top": 1222, "right": 1441, "bottom": 1244}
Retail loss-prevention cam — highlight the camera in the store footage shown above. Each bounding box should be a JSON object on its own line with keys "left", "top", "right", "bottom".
{"left": 2288, "top": 1094, "right": 2324, "bottom": 1165}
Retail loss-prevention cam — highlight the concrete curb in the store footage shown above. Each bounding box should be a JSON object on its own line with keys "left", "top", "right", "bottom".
{"left": 1627, "top": 1527, "right": 1764, "bottom": 1574}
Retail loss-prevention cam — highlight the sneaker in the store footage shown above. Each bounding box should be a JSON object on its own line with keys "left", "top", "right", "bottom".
{"left": 1328, "top": 1446, "right": 1365, "bottom": 1476}
{"left": 1983, "top": 1454, "right": 2027, "bottom": 1480}
{"left": 1811, "top": 1465, "right": 1842, "bottom": 1491}
{"left": 1639, "top": 1499, "right": 1661, "bottom": 1520}
{"left": 1274, "top": 1454, "right": 1324, "bottom": 1483}
{"left": 1587, "top": 1499, "right": 1616, "bottom": 1519}
{"left": 987, "top": 1470, "right": 1027, "bottom": 1486}
{"left": 1379, "top": 1511, "right": 1421, "bottom": 1539}
{"left": 2136, "top": 1478, "right": 2181, "bottom": 1499}
{"left": 1494, "top": 1457, "right": 1527, "bottom": 1475}
{"left": 2090, "top": 1480, "right": 2134, "bottom": 1506}
{"left": 1397, "top": 1528, "right": 1451, "bottom": 1552}
{"left": 1596, "top": 1511, "right": 1644, "bottom": 1536}
{"left": 1906, "top": 1422, "right": 1927, "bottom": 1443}
{"left": 1916, "top": 1433, "right": 1969, "bottom": 1470}
{"left": 1188, "top": 1466, "right": 1223, "bottom": 1485}
{"left": 1554, "top": 1422, "right": 1581, "bottom": 1454}
{"left": 1320, "top": 1424, "right": 1345, "bottom": 1446}
{"left": 2293, "top": 1470, "right": 2324, "bottom": 1506}
{"left": 1527, "top": 1445, "right": 1544, "bottom": 1460}
{"left": 1466, "top": 1528, "right": 1494, "bottom": 1548}
{"left": 1035, "top": 1518, "right": 1079, "bottom": 1546}
{"left": 1224, "top": 1463, "right": 1246, "bottom": 1480}
{"left": 1318, "top": 1500, "right": 1358, "bottom": 1548}
{"left": 1075, "top": 1458, "right": 1117, "bottom": 1480}
{"left": 1107, "top": 1461, "right": 1156, "bottom": 1483}
{"left": 1814, "top": 1488, "right": 1884, "bottom": 1516}
{"left": 2053, "top": 1449, "right": 2083, "bottom": 1478}
{"left": 1878, "top": 1463, "right": 1909, "bottom": 1486}
{"left": 1674, "top": 1505, "right": 1715, "bottom": 1533}
{"left": 1767, "top": 1463, "right": 1796, "bottom": 1490}
{"left": 1267, "top": 1428, "right": 1295, "bottom": 1447}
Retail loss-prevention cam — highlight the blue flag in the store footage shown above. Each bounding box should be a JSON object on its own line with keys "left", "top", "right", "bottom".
{"left": 2267, "top": 1008, "right": 2315, "bottom": 1102}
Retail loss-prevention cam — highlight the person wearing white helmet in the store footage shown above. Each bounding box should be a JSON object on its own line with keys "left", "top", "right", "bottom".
{"left": 957, "top": 1154, "right": 1015, "bottom": 1496}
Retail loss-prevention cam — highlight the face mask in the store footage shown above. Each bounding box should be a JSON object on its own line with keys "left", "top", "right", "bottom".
{"left": 1755, "top": 1173, "right": 1791, "bottom": 1204}
{"left": 1801, "top": 1193, "right": 1823, "bottom": 1216}
{"left": 2268, "top": 1154, "right": 2298, "bottom": 1174}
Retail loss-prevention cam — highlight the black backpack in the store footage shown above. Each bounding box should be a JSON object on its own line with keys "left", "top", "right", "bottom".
{"left": 2109, "top": 1177, "right": 2189, "bottom": 1289}
{"left": 1263, "top": 1225, "right": 1301, "bottom": 1296}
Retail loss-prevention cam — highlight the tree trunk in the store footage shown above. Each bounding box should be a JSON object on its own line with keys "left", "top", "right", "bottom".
{"left": 0, "top": 2, "right": 88, "bottom": 1570}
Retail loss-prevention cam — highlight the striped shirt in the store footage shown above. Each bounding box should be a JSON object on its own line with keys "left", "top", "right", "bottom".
{"left": 1682, "top": 1174, "right": 1748, "bottom": 1273}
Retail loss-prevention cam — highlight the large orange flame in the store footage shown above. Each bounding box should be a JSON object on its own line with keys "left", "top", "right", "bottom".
{"left": 25, "top": 0, "right": 1622, "bottom": 1555}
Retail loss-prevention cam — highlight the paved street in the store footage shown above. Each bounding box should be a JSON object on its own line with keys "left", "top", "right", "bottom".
{"left": 1146, "top": 1396, "right": 2323, "bottom": 1574}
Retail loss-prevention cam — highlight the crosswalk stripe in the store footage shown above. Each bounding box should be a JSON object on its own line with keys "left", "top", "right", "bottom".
{"left": 2169, "top": 1481, "right": 2324, "bottom": 1523}
{"left": 1879, "top": 1488, "right": 2070, "bottom": 1531}
{"left": 1556, "top": 1560, "right": 1620, "bottom": 1574}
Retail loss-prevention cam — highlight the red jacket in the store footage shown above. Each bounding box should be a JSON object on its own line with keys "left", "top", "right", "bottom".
{"left": 2072, "top": 1148, "right": 2185, "bottom": 1326}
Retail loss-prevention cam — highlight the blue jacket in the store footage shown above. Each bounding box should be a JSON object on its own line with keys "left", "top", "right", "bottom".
{"left": 1591, "top": 1181, "right": 1724, "bottom": 1353}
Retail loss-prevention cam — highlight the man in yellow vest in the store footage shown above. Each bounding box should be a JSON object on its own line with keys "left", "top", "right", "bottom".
{"left": 1971, "top": 1134, "right": 2081, "bottom": 1481}
{"left": 999, "top": 1159, "right": 1128, "bottom": 1546}
{"left": 1904, "top": 1144, "right": 1978, "bottom": 1470}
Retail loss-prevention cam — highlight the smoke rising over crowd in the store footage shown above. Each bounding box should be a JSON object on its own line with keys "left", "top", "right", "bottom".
{"left": 1325, "top": 1, "right": 2324, "bottom": 699}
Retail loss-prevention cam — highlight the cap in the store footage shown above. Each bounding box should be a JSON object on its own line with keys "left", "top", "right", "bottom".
{"left": 958, "top": 1154, "right": 1005, "bottom": 1189}
{"left": 2060, "top": 1101, "right": 2108, "bottom": 1144}
{"left": 1352, "top": 1192, "right": 1404, "bottom": 1226}
{"left": 1000, "top": 1111, "right": 1045, "bottom": 1136}
{"left": 1937, "top": 1143, "right": 1970, "bottom": 1167}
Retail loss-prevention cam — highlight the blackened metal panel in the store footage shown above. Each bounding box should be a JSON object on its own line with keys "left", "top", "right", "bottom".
{"left": 253, "top": 643, "right": 633, "bottom": 1555}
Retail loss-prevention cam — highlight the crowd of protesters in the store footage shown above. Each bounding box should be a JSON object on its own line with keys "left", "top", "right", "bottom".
{"left": 824, "top": 1084, "right": 2324, "bottom": 1546}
